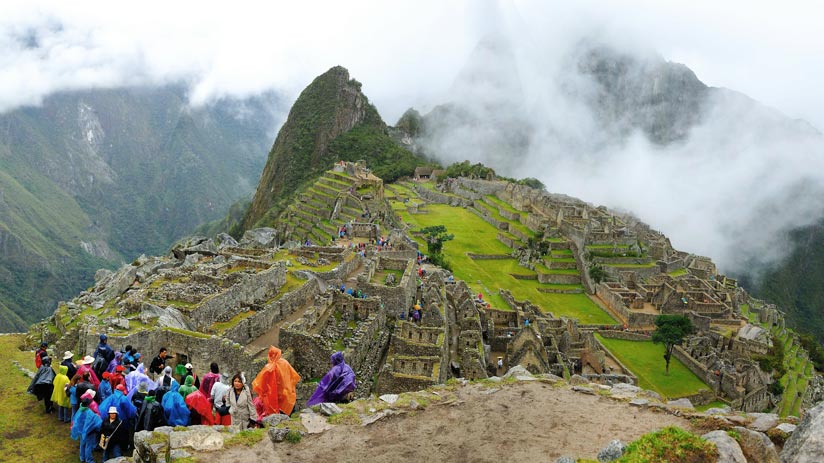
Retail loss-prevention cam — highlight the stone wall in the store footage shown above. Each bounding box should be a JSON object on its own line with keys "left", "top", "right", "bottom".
{"left": 224, "top": 276, "right": 319, "bottom": 345}
{"left": 78, "top": 329, "right": 264, "bottom": 386}
{"left": 466, "top": 253, "right": 511, "bottom": 260}
{"left": 189, "top": 263, "right": 286, "bottom": 330}
{"left": 597, "top": 330, "right": 651, "bottom": 341}
{"left": 415, "top": 185, "right": 473, "bottom": 207}
{"left": 537, "top": 273, "right": 582, "bottom": 285}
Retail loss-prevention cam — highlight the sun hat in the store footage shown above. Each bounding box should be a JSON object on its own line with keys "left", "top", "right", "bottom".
{"left": 185, "top": 363, "right": 192, "bottom": 369}
{"left": 82, "top": 355, "right": 95, "bottom": 365}
{"left": 108, "top": 407, "right": 118, "bottom": 415}
{"left": 81, "top": 389, "right": 96, "bottom": 399}
{"left": 63, "top": 351, "right": 74, "bottom": 360}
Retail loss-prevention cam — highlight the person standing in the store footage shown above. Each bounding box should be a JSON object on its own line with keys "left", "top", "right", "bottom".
{"left": 100, "top": 406, "right": 125, "bottom": 461}
{"left": 226, "top": 373, "right": 258, "bottom": 430}
{"left": 199, "top": 362, "right": 221, "bottom": 397}
{"left": 61, "top": 351, "right": 78, "bottom": 381}
{"left": 51, "top": 365, "right": 72, "bottom": 423}
{"left": 210, "top": 373, "right": 232, "bottom": 426}
{"left": 71, "top": 396, "right": 102, "bottom": 463}
{"left": 149, "top": 347, "right": 168, "bottom": 378}
{"left": 180, "top": 363, "right": 200, "bottom": 390}
{"left": 252, "top": 346, "right": 300, "bottom": 417}
{"left": 35, "top": 342, "right": 48, "bottom": 368}
{"left": 28, "top": 356, "right": 56, "bottom": 413}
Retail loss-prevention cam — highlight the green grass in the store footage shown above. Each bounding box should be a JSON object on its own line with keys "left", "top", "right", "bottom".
{"left": 668, "top": 268, "right": 688, "bottom": 277}
{"left": 224, "top": 428, "right": 265, "bottom": 448}
{"left": 695, "top": 400, "right": 727, "bottom": 412}
{"left": 396, "top": 198, "right": 615, "bottom": 323}
{"left": 596, "top": 334, "right": 710, "bottom": 399}
{"left": 0, "top": 334, "right": 77, "bottom": 462}
{"left": 475, "top": 199, "right": 534, "bottom": 238}
{"left": 617, "top": 427, "right": 717, "bottom": 463}
{"left": 484, "top": 195, "right": 525, "bottom": 215}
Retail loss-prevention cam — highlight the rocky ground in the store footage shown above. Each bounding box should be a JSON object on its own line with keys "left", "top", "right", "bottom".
{"left": 200, "top": 377, "right": 692, "bottom": 462}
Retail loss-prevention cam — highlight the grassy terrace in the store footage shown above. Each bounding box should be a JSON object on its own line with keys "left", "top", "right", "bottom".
{"left": 595, "top": 334, "right": 710, "bottom": 399}
{"left": 484, "top": 194, "right": 526, "bottom": 215}
{"left": 0, "top": 334, "right": 77, "bottom": 462}
{"left": 394, "top": 195, "right": 615, "bottom": 324}
{"left": 475, "top": 199, "right": 535, "bottom": 238}
{"left": 741, "top": 302, "right": 813, "bottom": 416}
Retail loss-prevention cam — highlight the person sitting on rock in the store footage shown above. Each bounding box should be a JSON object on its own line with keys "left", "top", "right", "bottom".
{"left": 306, "top": 352, "right": 356, "bottom": 407}
{"left": 252, "top": 346, "right": 300, "bottom": 417}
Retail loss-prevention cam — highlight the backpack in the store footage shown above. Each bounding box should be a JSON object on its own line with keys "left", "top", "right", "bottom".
{"left": 92, "top": 355, "right": 108, "bottom": 379}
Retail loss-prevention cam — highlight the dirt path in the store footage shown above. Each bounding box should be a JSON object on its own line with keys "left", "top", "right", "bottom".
{"left": 210, "top": 381, "right": 692, "bottom": 463}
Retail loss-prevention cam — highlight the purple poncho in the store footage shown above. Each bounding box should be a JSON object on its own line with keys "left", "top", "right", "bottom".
{"left": 125, "top": 364, "right": 157, "bottom": 400}
{"left": 106, "top": 351, "right": 123, "bottom": 374}
{"left": 306, "top": 352, "right": 357, "bottom": 406}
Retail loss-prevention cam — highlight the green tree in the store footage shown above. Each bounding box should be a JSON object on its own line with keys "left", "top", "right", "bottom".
{"left": 588, "top": 264, "right": 607, "bottom": 284}
{"left": 419, "top": 225, "right": 454, "bottom": 255}
{"left": 651, "top": 315, "right": 695, "bottom": 375}
{"left": 419, "top": 225, "right": 454, "bottom": 270}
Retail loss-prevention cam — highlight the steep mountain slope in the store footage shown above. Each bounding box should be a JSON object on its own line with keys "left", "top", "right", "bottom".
{"left": 242, "top": 66, "right": 426, "bottom": 230}
{"left": 401, "top": 37, "right": 824, "bottom": 343}
{"left": 0, "top": 86, "right": 278, "bottom": 330}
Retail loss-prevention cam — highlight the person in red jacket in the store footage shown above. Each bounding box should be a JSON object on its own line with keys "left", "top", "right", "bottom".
{"left": 35, "top": 342, "right": 48, "bottom": 368}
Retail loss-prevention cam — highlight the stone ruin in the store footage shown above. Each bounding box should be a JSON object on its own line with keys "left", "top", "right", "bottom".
{"left": 29, "top": 165, "right": 820, "bottom": 416}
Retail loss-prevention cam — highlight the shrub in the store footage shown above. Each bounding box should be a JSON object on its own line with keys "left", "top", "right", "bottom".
{"left": 285, "top": 429, "right": 302, "bottom": 443}
{"left": 618, "top": 427, "right": 717, "bottom": 463}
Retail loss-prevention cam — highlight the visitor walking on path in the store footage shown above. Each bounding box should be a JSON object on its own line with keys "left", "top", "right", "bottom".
{"left": 252, "top": 346, "right": 301, "bottom": 416}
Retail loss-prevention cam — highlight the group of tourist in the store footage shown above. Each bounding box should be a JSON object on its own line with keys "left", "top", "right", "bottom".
{"left": 29, "top": 338, "right": 357, "bottom": 463}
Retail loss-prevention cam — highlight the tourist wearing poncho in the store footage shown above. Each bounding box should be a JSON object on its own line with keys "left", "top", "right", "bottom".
{"left": 27, "top": 356, "right": 55, "bottom": 413}
{"left": 307, "top": 351, "right": 357, "bottom": 406}
{"left": 125, "top": 363, "right": 156, "bottom": 397}
{"left": 77, "top": 356, "right": 100, "bottom": 388}
{"left": 51, "top": 365, "right": 72, "bottom": 422}
{"left": 81, "top": 390, "right": 101, "bottom": 417}
{"left": 71, "top": 398, "right": 102, "bottom": 463}
{"left": 98, "top": 372, "right": 113, "bottom": 402}
{"left": 100, "top": 386, "right": 137, "bottom": 423}
{"left": 162, "top": 382, "right": 190, "bottom": 426}
{"left": 178, "top": 374, "right": 197, "bottom": 398}
{"left": 252, "top": 346, "right": 301, "bottom": 416}
{"left": 185, "top": 389, "right": 215, "bottom": 425}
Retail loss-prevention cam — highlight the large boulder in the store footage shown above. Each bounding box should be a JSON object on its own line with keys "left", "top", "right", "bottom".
{"left": 748, "top": 412, "right": 780, "bottom": 432}
{"left": 172, "top": 236, "right": 218, "bottom": 258}
{"left": 169, "top": 425, "right": 226, "bottom": 451}
{"left": 702, "top": 430, "right": 746, "bottom": 463}
{"left": 138, "top": 303, "right": 194, "bottom": 331}
{"left": 732, "top": 426, "right": 779, "bottom": 463}
{"left": 781, "top": 402, "right": 824, "bottom": 463}
{"left": 241, "top": 228, "right": 278, "bottom": 248}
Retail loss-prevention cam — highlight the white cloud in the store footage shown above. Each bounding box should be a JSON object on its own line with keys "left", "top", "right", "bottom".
{"left": 1, "top": 0, "right": 823, "bottom": 273}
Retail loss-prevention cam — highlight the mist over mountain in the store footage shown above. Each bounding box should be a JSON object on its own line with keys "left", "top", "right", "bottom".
{"left": 409, "top": 37, "right": 824, "bottom": 273}
{"left": 0, "top": 85, "right": 280, "bottom": 330}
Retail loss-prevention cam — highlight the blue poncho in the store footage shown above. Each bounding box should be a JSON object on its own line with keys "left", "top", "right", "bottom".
{"left": 306, "top": 351, "right": 357, "bottom": 406}
{"left": 162, "top": 382, "right": 190, "bottom": 426}
{"left": 71, "top": 406, "right": 102, "bottom": 441}
{"left": 100, "top": 389, "right": 137, "bottom": 422}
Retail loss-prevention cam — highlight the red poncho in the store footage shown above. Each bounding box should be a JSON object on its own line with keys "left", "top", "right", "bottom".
{"left": 252, "top": 346, "right": 301, "bottom": 416}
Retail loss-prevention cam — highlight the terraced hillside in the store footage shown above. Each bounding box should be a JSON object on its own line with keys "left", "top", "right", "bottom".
{"left": 387, "top": 182, "right": 616, "bottom": 325}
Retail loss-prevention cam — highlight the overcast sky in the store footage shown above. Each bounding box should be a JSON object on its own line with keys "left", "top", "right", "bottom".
{"left": 2, "top": 0, "right": 822, "bottom": 128}
{"left": 3, "top": 0, "right": 823, "bottom": 273}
